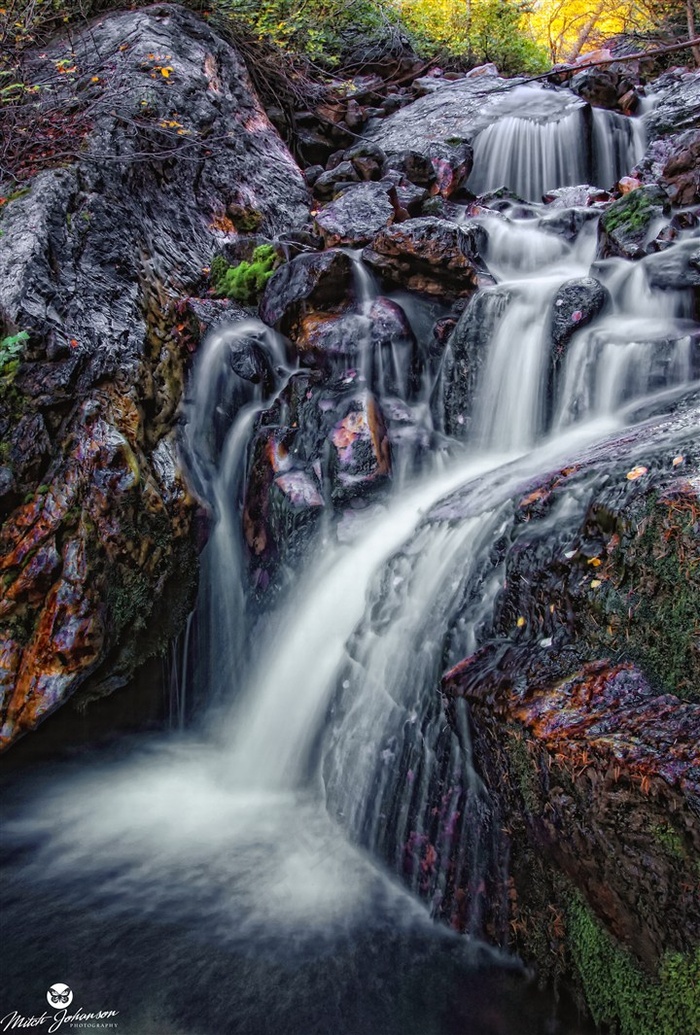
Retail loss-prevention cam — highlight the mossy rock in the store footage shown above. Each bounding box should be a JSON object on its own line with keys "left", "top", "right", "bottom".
{"left": 567, "top": 892, "right": 700, "bottom": 1035}
{"left": 597, "top": 186, "right": 670, "bottom": 260}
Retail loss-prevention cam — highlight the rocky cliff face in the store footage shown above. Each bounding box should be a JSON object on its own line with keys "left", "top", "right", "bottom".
{"left": 0, "top": 4, "right": 308, "bottom": 749}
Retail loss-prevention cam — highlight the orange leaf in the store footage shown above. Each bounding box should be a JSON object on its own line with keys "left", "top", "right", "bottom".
{"left": 626, "top": 465, "right": 648, "bottom": 481}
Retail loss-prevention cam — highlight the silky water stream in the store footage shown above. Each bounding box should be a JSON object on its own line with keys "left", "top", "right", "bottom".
{"left": 1, "top": 95, "right": 699, "bottom": 1035}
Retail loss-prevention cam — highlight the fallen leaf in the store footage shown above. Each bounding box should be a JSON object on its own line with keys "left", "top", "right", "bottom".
{"left": 626, "top": 465, "right": 648, "bottom": 481}
{"left": 587, "top": 557, "right": 602, "bottom": 567}
{"left": 516, "top": 616, "right": 526, "bottom": 628}
{"left": 590, "top": 579, "right": 601, "bottom": 589}
{"left": 672, "top": 455, "right": 684, "bottom": 467}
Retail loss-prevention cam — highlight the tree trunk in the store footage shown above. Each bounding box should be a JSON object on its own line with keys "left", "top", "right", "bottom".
{"left": 688, "top": 0, "right": 700, "bottom": 65}
{"left": 566, "top": 0, "right": 606, "bottom": 62}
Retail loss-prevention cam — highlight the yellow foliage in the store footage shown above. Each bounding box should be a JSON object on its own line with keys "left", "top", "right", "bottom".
{"left": 529, "top": 0, "right": 648, "bottom": 62}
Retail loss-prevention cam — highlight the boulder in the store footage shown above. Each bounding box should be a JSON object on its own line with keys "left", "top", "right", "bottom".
{"left": 313, "top": 182, "right": 396, "bottom": 246}
{"left": 549, "top": 277, "right": 609, "bottom": 355}
{"left": 597, "top": 185, "right": 670, "bottom": 260}
{"left": 570, "top": 68, "right": 620, "bottom": 110}
{"left": 328, "top": 390, "right": 391, "bottom": 502}
{"left": 259, "top": 250, "right": 353, "bottom": 337}
{"left": 363, "top": 218, "right": 488, "bottom": 298}
{"left": 440, "top": 287, "right": 511, "bottom": 437}
{"left": 643, "top": 69, "right": 700, "bottom": 142}
{"left": 0, "top": 4, "right": 309, "bottom": 750}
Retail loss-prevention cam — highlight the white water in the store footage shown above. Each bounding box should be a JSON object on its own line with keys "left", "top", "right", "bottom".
{"left": 467, "top": 85, "right": 645, "bottom": 200}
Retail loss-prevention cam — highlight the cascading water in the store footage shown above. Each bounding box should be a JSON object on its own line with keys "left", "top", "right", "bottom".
{"left": 1, "top": 85, "right": 698, "bottom": 1035}
{"left": 466, "top": 85, "right": 645, "bottom": 201}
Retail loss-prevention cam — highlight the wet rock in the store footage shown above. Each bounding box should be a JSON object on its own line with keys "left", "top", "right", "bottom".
{"left": 367, "top": 297, "right": 421, "bottom": 400}
{"left": 295, "top": 310, "right": 368, "bottom": 371}
{"left": 660, "top": 129, "right": 700, "bottom": 207}
{"left": 550, "top": 277, "right": 609, "bottom": 354}
{"left": 314, "top": 182, "right": 395, "bottom": 247}
{"left": 597, "top": 185, "right": 670, "bottom": 260}
{"left": 542, "top": 185, "right": 610, "bottom": 209}
{"left": 259, "top": 249, "right": 353, "bottom": 337}
{"left": 434, "top": 411, "right": 700, "bottom": 1027}
{"left": 363, "top": 218, "right": 487, "bottom": 299}
{"left": 243, "top": 425, "right": 325, "bottom": 568}
{"left": 444, "top": 655, "right": 700, "bottom": 967}
{"left": 440, "top": 287, "right": 511, "bottom": 437}
{"left": 644, "top": 239, "right": 700, "bottom": 291}
{"left": 643, "top": 69, "right": 700, "bottom": 141}
{"left": 0, "top": 5, "right": 309, "bottom": 749}
{"left": 329, "top": 390, "right": 391, "bottom": 502}
{"left": 394, "top": 181, "right": 428, "bottom": 215}
{"left": 570, "top": 68, "right": 620, "bottom": 110}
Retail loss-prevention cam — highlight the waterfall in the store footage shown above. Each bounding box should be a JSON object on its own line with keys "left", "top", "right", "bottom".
{"left": 1, "top": 81, "right": 698, "bottom": 1035}
{"left": 467, "top": 85, "right": 645, "bottom": 201}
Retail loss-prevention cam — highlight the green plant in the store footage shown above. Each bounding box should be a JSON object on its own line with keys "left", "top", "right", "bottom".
{"left": 211, "top": 244, "right": 278, "bottom": 304}
{"left": 0, "top": 329, "right": 28, "bottom": 375}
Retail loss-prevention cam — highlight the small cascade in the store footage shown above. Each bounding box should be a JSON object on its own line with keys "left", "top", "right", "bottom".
{"left": 179, "top": 319, "right": 290, "bottom": 707}
{"left": 467, "top": 85, "right": 644, "bottom": 201}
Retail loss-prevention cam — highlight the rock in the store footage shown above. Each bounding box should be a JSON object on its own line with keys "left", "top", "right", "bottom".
{"left": 314, "top": 182, "right": 396, "bottom": 246}
{"left": 618, "top": 88, "right": 639, "bottom": 115}
{"left": 550, "top": 277, "right": 609, "bottom": 354}
{"left": 384, "top": 150, "right": 436, "bottom": 187}
{"left": 542, "top": 184, "right": 610, "bottom": 208}
{"left": 242, "top": 425, "right": 325, "bottom": 569}
{"left": 367, "top": 297, "right": 421, "bottom": 400}
{"left": 329, "top": 391, "right": 391, "bottom": 502}
{"left": 363, "top": 218, "right": 487, "bottom": 298}
{"left": 660, "top": 129, "right": 700, "bottom": 207}
{"left": 259, "top": 250, "right": 353, "bottom": 337}
{"left": 570, "top": 68, "right": 620, "bottom": 110}
{"left": 313, "top": 161, "right": 360, "bottom": 200}
{"left": 444, "top": 654, "right": 700, "bottom": 966}
{"left": 243, "top": 375, "right": 392, "bottom": 582}
{"left": 294, "top": 310, "right": 369, "bottom": 371}
{"left": 439, "top": 287, "right": 511, "bottom": 437}
{"left": 0, "top": 4, "right": 309, "bottom": 750}
{"left": 434, "top": 409, "right": 700, "bottom": 1029}
{"left": 644, "top": 239, "right": 700, "bottom": 291}
{"left": 643, "top": 69, "right": 700, "bottom": 142}
{"left": 597, "top": 185, "right": 670, "bottom": 260}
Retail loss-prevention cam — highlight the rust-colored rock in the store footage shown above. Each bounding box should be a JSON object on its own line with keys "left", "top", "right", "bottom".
{"left": 363, "top": 218, "right": 487, "bottom": 298}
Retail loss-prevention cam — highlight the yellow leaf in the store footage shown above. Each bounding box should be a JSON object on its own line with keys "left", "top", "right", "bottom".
{"left": 590, "top": 579, "right": 601, "bottom": 589}
{"left": 587, "top": 557, "right": 601, "bottom": 567}
{"left": 160, "top": 66, "right": 173, "bottom": 77}
{"left": 516, "top": 616, "right": 526, "bottom": 628}
{"left": 672, "top": 455, "right": 684, "bottom": 467}
{"left": 626, "top": 465, "right": 648, "bottom": 481}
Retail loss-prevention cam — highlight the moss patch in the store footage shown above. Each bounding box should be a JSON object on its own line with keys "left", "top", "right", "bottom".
{"left": 210, "top": 244, "right": 278, "bottom": 304}
{"left": 567, "top": 892, "right": 700, "bottom": 1035}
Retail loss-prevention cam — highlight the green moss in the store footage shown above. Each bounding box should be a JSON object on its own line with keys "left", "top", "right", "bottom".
{"left": 583, "top": 494, "right": 700, "bottom": 703}
{"left": 567, "top": 892, "right": 700, "bottom": 1035}
{"left": 210, "top": 245, "right": 278, "bottom": 304}
{"left": 508, "top": 732, "right": 541, "bottom": 814}
{"left": 650, "top": 821, "right": 686, "bottom": 861}
{"left": 601, "top": 190, "right": 655, "bottom": 237}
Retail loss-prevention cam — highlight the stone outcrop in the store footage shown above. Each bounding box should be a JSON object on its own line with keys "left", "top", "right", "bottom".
{"left": 0, "top": 4, "right": 309, "bottom": 749}
{"left": 439, "top": 405, "right": 700, "bottom": 1031}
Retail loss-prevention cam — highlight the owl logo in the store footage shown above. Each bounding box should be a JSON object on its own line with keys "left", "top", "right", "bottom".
{"left": 47, "top": 984, "right": 73, "bottom": 1009}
